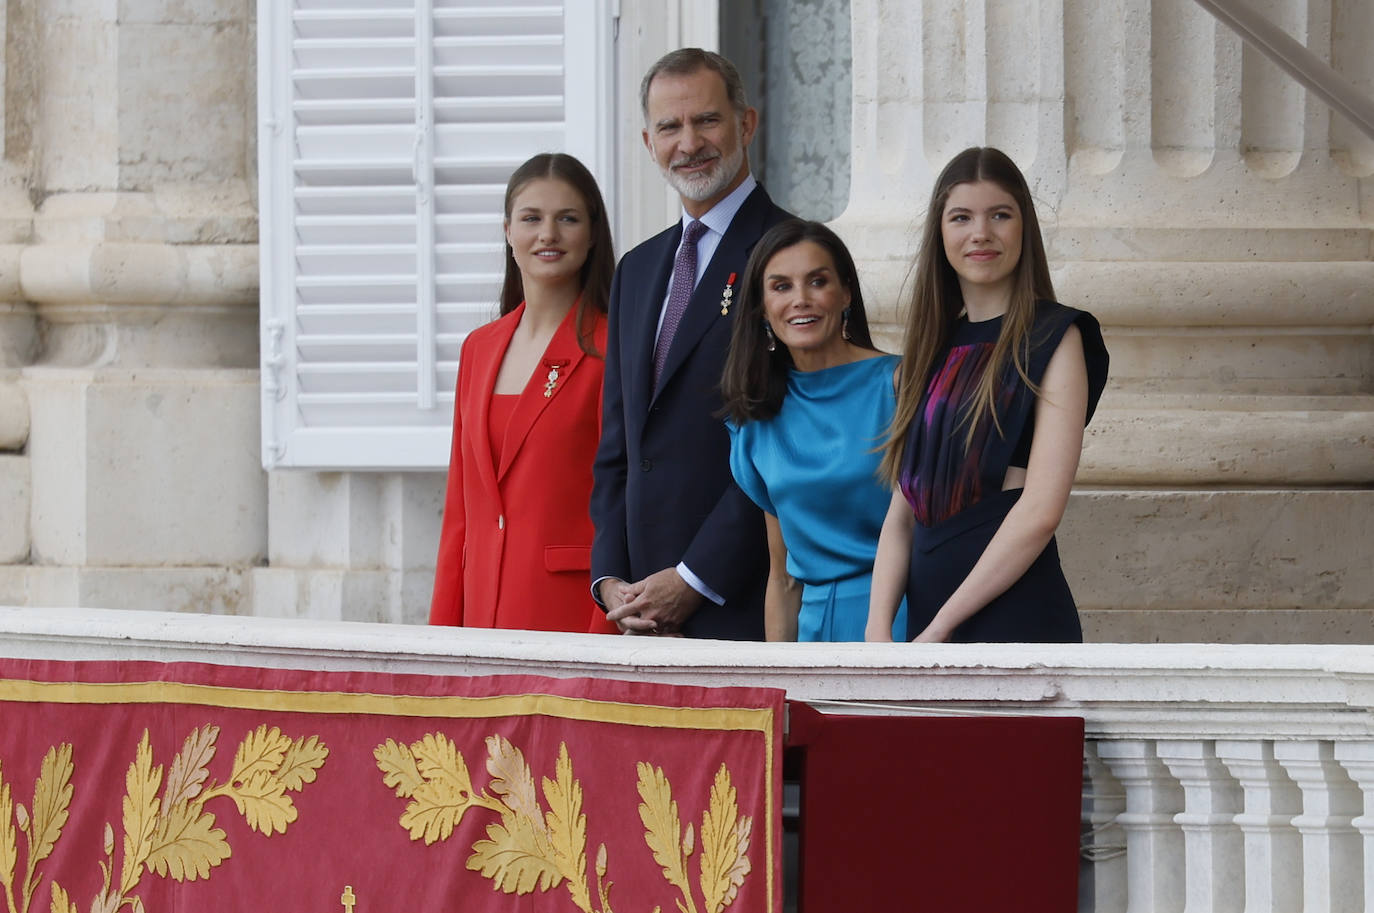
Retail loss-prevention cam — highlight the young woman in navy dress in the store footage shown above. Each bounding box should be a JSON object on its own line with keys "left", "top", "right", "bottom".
{"left": 866, "top": 148, "right": 1108, "bottom": 643}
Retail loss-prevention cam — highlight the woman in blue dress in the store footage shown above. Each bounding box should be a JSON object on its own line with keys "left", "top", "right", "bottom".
{"left": 720, "top": 220, "right": 906, "bottom": 641}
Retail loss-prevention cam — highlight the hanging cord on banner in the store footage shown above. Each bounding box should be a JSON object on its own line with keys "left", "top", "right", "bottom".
{"left": 1080, "top": 818, "right": 1128, "bottom": 862}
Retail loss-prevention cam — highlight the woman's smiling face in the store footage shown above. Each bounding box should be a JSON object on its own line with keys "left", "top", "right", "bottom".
{"left": 941, "top": 179, "right": 1023, "bottom": 296}
{"left": 762, "top": 240, "right": 852, "bottom": 369}
{"left": 504, "top": 177, "right": 593, "bottom": 291}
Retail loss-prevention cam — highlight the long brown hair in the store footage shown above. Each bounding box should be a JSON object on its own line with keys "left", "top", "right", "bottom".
{"left": 720, "top": 219, "right": 875, "bottom": 424}
{"left": 499, "top": 153, "right": 614, "bottom": 356}
{"left": 878, "top": 147, "right": 1055, "bottom": 485}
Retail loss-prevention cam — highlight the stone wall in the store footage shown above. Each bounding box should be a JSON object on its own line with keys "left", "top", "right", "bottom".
{"left": 836, "top": 0, "right": 1374, "bottom": 641}
{"left": 0, "top": 0, "right": 264, "bottom": 612}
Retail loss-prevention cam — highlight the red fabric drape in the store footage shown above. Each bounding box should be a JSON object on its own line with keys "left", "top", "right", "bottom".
{"left": 0, "top": 659, "right": 783, "bottom": 913}
{"left": 788, "top": 701, "right": 1084, "bottom": 911}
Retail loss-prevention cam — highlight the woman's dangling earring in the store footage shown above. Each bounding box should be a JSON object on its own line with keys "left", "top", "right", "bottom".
{"left": 763, "top": 321, "right": 776, "bottom": 352}
{"left": 842, "top": 307, "right": 852, "bottom": 341}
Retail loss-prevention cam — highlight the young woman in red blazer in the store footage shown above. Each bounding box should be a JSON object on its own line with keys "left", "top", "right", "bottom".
{"left": 430, "top": 153, "right": 617, "bottom": 633}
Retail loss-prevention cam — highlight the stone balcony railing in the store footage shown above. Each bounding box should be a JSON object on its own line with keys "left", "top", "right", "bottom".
{"left": 4, "top": 606, "right": 1373, "bottom": 912}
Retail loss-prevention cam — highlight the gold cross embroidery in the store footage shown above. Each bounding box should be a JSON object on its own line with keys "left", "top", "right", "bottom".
{"left": 341, "top": 886, "right": 357, "bottom": 912}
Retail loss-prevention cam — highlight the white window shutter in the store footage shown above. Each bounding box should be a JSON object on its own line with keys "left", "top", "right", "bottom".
{"left": 259, "top": 0, "right": 615, "bottom": 470}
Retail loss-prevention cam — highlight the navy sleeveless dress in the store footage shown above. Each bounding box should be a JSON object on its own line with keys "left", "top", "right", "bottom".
{"left": 898, "top": 301, "right": 1108, "bottom": 642}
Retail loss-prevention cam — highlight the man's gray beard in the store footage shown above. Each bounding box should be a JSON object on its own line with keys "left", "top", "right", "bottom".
{"left": 662, "top": 142, "right": 745, "bottom": 203}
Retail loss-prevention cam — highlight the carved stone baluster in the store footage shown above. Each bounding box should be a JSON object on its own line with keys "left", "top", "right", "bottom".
{"left": 1082, "top": 742, "right": 1128, "bottom": 913}
{"left": 1274, "top": 741, "right": 1363, "bottom": 913}
{"left": 1157, "top": 741, "right": 1243, "bottom": 913}
{"left": 1333, "top": 741, "right": 1374, "bottom": 913}
{"left": 1097, "top": 740, "right": 1185, "bottom": 913}
{"left": 1215, "top": 740, "right": 1303, "bottom": 913}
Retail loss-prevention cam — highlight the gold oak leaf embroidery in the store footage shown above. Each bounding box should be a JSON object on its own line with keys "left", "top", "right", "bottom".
{"left": 376, "top": 735, "right": 762, "bottom": 913}
{"left": 697, "top": 765, "right": 751, "bottom": 913}
{"left": 65, "top": 724, "right": 326, "bottom": 913}
{"left": 146, "top": 726, "right": 231, "bottom": 884}
{"left": 0, "top": 760, "right": 17, "bottom": 913}
{"left": 725, "top": 818, "right": 751, "bottom": 903}
{"left": 145, "top": 799, "right": 230, "bottom": 881}
{"left": 29, "top": 747, "right": 75, "bottom": 904}
{"left": 635, "top": 763, "right": 699, "bottom": 913}
{"left": 231, "top": 771, "right": 294, "bottom": 836}
{"left": 468, "top": 811, "right": 563, "bottom": 896}
{"left": 0, "top": 746, "right": 76, "bottom": 913}
{"left": 382, "top": 733, "right": 480, "bottom": 845}
{"left": 378, "top": 735, "right": 617, "bottom": 912}
{"left": 275, "top": 736, "right": 328, "bottom": 792}
{"left": 637, "top": 762, "right": 753, "bottom": 913}
{"left": 160, "top": 725, "right": 217, "bottom": 814}
{"left": 484, "top": 736, "right": 549, "bottom": 844}
{"left": 375, "top": 739, "right": 424, "bottom": 803}
{"left": 198, "top": 725, "right": 326, "bottom": 838}
{"left": 541, "top": 743, "right": 592, "bottom": 912}
{"left": 227, "top": 726, "right": 290, "bottom": 784}
{"left": 47, "top": 882, "right": 76, "bottom": 913}
{"left": 119, "top": 733, "right": 163, "bottom": 897}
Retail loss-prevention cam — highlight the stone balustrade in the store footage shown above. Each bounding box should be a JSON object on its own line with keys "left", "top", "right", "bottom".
{"left": 3, "top": 606, "right": 1373, "bottom": 911}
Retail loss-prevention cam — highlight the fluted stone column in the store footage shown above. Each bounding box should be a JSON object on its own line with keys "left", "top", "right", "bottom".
{"left": 2, "top": 0, "right": 265, "bottom": 611}
{"left": 838, "top": 0, "right": 1374, "bottom": 642}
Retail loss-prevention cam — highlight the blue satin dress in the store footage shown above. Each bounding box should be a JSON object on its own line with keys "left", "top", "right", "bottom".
{"left": 728, "top": 354, "right": 907, "bottom": 641}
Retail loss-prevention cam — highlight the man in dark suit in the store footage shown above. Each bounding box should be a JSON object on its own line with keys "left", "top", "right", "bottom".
{"left": 590, "top": 48, "right": 791, "bottom": 640}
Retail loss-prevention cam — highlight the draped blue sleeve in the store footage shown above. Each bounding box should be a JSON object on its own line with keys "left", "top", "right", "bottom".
{"left": 726, "top": 420, "right": 777, "bottom": 516}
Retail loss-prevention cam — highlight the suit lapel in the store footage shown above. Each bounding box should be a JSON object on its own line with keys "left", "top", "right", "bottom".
{"left": 652, "top": 186, "right": 773, "bottom": 400}
{"left": 497, "top": 303, "right": 589, "bottom": 481}
{"left": 469, "top": 307, "right": 520, "bottom": 506}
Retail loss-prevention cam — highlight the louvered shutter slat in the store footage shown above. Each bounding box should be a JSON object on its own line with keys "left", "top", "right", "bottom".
{"left": 261, "top": 0, "right": 612, "bottom": 469}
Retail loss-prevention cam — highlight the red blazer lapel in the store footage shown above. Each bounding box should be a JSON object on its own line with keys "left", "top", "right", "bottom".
{"left": 468, "top": 305, "right": 522, "bottom": 504}
{"left": 497, "top": 304, "right": 590, "bottom": 482}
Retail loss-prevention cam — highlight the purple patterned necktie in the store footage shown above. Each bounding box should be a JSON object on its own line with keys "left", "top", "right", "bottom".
{"left": 653, "top": 219, "right": 709, "bottom": 387}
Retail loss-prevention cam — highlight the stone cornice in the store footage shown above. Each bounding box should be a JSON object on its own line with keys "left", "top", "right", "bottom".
{"left": 3, "top": 607, "right": 1372, "bottom": 742}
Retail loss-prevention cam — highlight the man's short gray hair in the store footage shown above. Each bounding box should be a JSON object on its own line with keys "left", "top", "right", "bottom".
{"left": 639, "top": 48, "right": 750, "bottom": 122}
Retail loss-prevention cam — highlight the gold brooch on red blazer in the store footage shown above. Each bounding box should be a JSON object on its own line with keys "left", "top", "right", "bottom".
{"left": 543, "top": 359, "right": 570, "bottom": 398}
{"left": 719, "top": 272, "right": 737, "bottom": 316}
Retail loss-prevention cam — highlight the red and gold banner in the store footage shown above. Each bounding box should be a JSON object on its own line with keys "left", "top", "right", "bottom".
{"left": 0, "top": 658, "right": 783, "bottom": 913}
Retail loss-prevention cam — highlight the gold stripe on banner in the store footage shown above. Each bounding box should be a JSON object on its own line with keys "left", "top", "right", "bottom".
{"left": 0, "top": 677, "right": 772, "bottom": 733}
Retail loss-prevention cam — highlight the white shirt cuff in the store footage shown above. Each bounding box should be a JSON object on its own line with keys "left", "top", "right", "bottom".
{"left": 591, "top": 576, "right": 615, "bottom": 608}
{"left": 677, "top": 562, "right": 725, "bottom": 606}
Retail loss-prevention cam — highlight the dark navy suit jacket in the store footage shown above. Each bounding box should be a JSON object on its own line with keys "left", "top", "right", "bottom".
{"left": 591, "top": 184, "right": 792, "bottom": 640}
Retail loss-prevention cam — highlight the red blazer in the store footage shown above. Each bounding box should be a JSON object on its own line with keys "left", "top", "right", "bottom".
{"left": 430, "top": 303, "right": 615, "bottom": 633}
